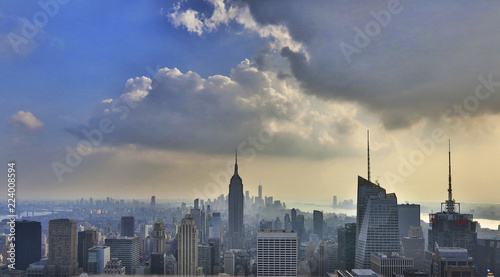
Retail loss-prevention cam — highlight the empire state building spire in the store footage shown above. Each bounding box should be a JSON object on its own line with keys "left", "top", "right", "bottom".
{"left": 234, "top": 149, "right": 238, "bottom": 176}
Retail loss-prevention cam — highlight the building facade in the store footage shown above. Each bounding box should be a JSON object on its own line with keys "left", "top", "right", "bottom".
{"left": 178, "top": 212, "right": 199, "bottom": 276}
{"left": 257, "top": 230, "right": 298, "bottom": 277}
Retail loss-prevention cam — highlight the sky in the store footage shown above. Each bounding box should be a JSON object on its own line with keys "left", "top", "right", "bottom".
{"left": 2, "top": 0, "right": 500, "bottom": 205}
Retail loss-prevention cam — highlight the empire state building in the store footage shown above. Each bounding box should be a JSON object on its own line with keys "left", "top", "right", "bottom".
{"left": 227, "top": 151, "right": 245, "bottom": 250}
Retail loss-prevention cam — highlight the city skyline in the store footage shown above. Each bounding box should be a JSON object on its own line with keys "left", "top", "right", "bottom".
{"left": 3, "top": 1, "right": 500, "bottom": 204}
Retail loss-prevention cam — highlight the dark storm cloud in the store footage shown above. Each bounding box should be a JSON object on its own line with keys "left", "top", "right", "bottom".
{"left": 241, "top": 0, "right": 500, "bottom": 129}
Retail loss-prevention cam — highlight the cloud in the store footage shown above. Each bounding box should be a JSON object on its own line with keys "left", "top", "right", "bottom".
{"left": 71, "top": 59, "right": 365, "bottom": 159}
{"left": 10, "top": 111, "right": 44, "bottom": 130}
{"left": 170, "top": 1, "right": 500, "bottom": 130}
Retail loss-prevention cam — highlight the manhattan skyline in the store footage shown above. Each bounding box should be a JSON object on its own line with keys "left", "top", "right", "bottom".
{"left": 2, "top": 1, "right": 500, "bottom": 204}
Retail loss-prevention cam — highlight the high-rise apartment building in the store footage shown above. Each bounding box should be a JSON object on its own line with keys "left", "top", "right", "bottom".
{"left": 47, "top": 219, "right": 78, "bottom": 277}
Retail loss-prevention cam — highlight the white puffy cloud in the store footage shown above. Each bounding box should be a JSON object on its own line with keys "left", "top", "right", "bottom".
{"left": 73, "top": 59, "right": 366, "bottom": 159}
{"left": 10, "top": 110, "right": 44, "bottom": 130}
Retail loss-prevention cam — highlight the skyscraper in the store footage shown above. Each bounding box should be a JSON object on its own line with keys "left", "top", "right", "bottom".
{"left": 16, "top": 220, "right": 41, "bottom": 270}
{"left": 78, "top": 229, "right": 97, "bottom": 273}
{"left": 104, "top": 237, "right": 140, "bottom": 275}
{"left": 291, "top": 208, "right": 297, "bottom": 231}
{"left": 355, "top": 132, "right": 400, "bottom": 269}
{"left": 153, "top": 220, "right": 166, "bottom": 253}
{"left": 198, "top": 244, "right": 212, "bottom": 276}
{"left": 284, "top": 214, "right": 291, "bottom": 231}
{"left": 257, "top": 230, "right": 298, "bottom": 277}
{"left": 47, "top": 219, "right": 78, "bottom": 277}
{"left": 178, "top": 212, "right": 199, "bottom": 276}
{"left": 87, "top": 246, "right": 110, "bottom": 275}
{"left": 338, "top": 223, "right": 356, "bottom": 271}
{"left": 227, "top": 151, "right": 245, "bottom": 250}
{"left": 120, "top": 216, "right": 135, "bottom": 237}
{"left": 313, "top": 210, "right": 324, "bottom": 239}
{"left": 398, "top": 204, "right": 420, "bottom": 238}
{"left": 355, "top": 176, "right": 400, "bottom": 269}
{"left": 428, "top": 142, "right": 477, "bottom": 260}
{"left": 211, "top": 212, "right": 221, "bottom": 239}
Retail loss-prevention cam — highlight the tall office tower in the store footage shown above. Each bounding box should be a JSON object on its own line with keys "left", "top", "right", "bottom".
{"left": 402, "top": 226, "right": 425, "bottom": 270}
{"left": 104, "top": 237, "right": 140, "bottom": 275}
{"left": 190, "top": 208, "right": 202, "bottom": 242}
{"left": 284, "top": 214, "right": 291, "bottom": 231}
{"left": 120, "top": 216, "right": 135, "bottom": 237}
{"left": 211, "top": 212, "right": 221, "bottom": 239}
{"left": 198, "top": 244, "right": 212, "bottom": 276}
{"left": 224, "top": 251, "right": 235, "bottom": 276}
{"left": 257, "top": 230, "right": 298, "bottom": 277}
{"left": 206, "top": 208, "right": 212, "bottom": 241}
{"left": 194, "top": 199, "right": 199, "bottom": 210}
{"left": 201, "top": 207, "right": 206, "bottom": 243}
{"left": 428, "top": 143, "right": 477, "bottom": 261}
{"left": 153, "top": 220, "right": 166, "bottom": 253}
{"left": 47, "top": 219, "right": 78, "bottom": 277}
{"left": 476, "top": 239, "right": 500, "bottom": 276}
{"left": 78, "top": 229, "right": 97, "bottom": 272}
{"left": 228, "top": 151, "right": 245, "bottom": 250}
{"left": 178, "top": 212, "right": 199, "bottom": 276}
{"left": 355, "top": 132, "right": 400, "bottom": 269}
{"left": 296, "top": 215, "right": 305, "bottom": 241}
{"left": 291, "top": 209, "right": 297, "bottom": 231}
{"left": 333, "top": 196, "right": 337, "bottom": 208}
{"left": 166, "top": 254, "right": 178, "bottom": 275}
{"left": 313, "top": 210, "right": 324, "bottom": 239}
{"left": 151, "top": 253, "right": 167, "bottom": 275}
{"left": 398, "top": 204, "right": 420, "bottom": 237}
{"left": 16, "top": 220, "right": 41, "bottom": 270}
{"left": 151, "top": 195, "right": 156, "bottom": 208}
{"left": 259, "top": 184, "right": 262, "bottom": 200}
{"left": 325, "top": 241, "right": 339, "bottom": 274}
{"left": 429, "top": 246, "right": 475, "bottom": 277}
{"left": 370, "top": 253, "right": 414, "bottom": 277}
{"left": 338, "top": 223, "right": 356, "bottom": 271}
{"left": 87, "top": 246, "right": 110, "bottom": 275}
{"left": 245, "top": 190, "right": 250, "bottom": 204}
{"left": 139, "top": 224, "right": 150, "bottom": 240}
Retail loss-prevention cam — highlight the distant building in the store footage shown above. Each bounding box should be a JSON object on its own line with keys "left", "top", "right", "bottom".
{"left": 87, "top": 246, "right": 110, "bottom": 275}
{"left": 338, "top": 223, "right": 356, "bottom": 271}
{"left": 16, "top": 220, "right": 42, "bottom": 271}
{"left": 398, "top": 204, "right": 420, "bottom": 237}
{"left": 178, "top": 212, "right": 199, "bottom": 276}
{"left": 47, "top": 219, "right": 78, "bottom": 277}
{"left": 284, "top": 214, "right": 291, "bottom": 231}
{"left": 78, "top": 229, "right": 97, "bottom": 272}
{"left": 211, "top": 213, "right": 222, "bottom": 239}
{"left": 104, "top": 237, "right": 140, "bottom": 275}
{"left": 257, "top": 230, "right": 298, "bottom": 277}
{"left": 370, "top": 252, "right": 414, "bottom": 277}
{"left": 120, "top": 216, "right": 135, "bottom": 237}
{"left": 313, "top": 210, "right": 324, "bottom": 239}
{"left": 228, "top": 152, "right": 245, "bottom": 250}
{"left": 429, "top": 246, "right": 475, "bottom": 277}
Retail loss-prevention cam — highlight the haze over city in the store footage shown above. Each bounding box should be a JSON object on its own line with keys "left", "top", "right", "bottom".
{"left": 3, "top": 1, "right": 500, "bottom": 204}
